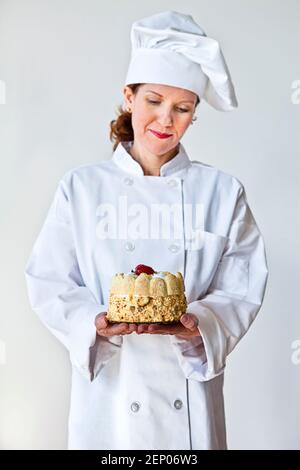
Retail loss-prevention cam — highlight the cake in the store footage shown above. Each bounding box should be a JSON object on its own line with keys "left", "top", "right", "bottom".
{"left": 106, "top": 264, "right": 187, "bottom": 323}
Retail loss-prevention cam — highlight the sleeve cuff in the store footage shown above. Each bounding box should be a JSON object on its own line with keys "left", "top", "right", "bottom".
{"left": 68, "top": 304, "right": 123, "bottom": 381}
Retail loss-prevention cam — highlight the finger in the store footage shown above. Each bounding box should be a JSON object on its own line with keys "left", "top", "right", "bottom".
{"left": 137, "top": 324, "right": 148, "bottom": 334}
{"left": 181, "top": 313, "right": 198, "bottom": 330}
{"left": 148, "top": 324, "right": 161, "bottom": 333}
{"left": 100, "top": 322, "right": 129, "bottom": 336}
{"left": 121, "top": 324, "right": 136, "bottom": 335}
{"left": 128, "top": 323, "right": 137, "bottom": 333}
{"left": 146, "top": 324, "right": 167, "bottom": 333}
{"left": 95, "top": 313, "right": 108, "bottom": 329}
{"left": 148, "top": 324, "right": 174, "bottom": 334}
{"left": 110, "top": 322, "right": 131, "bottom": 335}
{"left": 137, "top": 323, "right": 155, "bottom": 334}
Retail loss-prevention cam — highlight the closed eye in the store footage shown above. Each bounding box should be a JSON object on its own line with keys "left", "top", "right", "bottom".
{"left": 147, "top": 100, "right": 189, "bottom": 113}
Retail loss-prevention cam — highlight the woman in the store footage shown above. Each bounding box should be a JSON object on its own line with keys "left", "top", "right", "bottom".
{"left": 24, "top": 11, "right": 268, "bottom": 450}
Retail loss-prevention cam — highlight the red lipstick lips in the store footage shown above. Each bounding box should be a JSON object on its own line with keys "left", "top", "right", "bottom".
{"left": 149, "top": 129, "right": 172, "bottom": 139}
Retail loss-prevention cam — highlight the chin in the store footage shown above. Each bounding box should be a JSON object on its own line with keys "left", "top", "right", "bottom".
{"left": 144, "top": 134, "right": 176, "bottom": 155}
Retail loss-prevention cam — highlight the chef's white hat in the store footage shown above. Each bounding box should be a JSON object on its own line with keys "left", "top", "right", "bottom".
{"left": 125, "top": 10, "right": 238, "bottom": 111}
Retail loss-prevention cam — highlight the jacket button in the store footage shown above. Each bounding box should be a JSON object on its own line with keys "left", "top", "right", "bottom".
{"left": 131, "top": 401, "right": 141, "bottom": 412}
{"left": 167, "top": 179, "right": 178, "bottom": 188}
{"left": 168, "top": 243, "right": 180, "bottom": 253}
{"left": 124, "top": 177, "right": 134, "bottom": 186}
{"left": 174, "top": 399, "right": 183, "bottom": 410}
{"left": 125, "top": 241, "right": 135, "bottom": 251}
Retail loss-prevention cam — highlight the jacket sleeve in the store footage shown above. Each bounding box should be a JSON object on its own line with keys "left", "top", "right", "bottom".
{"left": 24, "top": 177, "right": 122, "bottom": 382}
{"left": 170, "top": 184, "right": 269, "bottom": 382}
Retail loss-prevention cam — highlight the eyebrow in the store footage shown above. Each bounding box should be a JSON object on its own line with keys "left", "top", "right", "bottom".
{"left": 145, "top": 90, "right": 195, "bottom": 104}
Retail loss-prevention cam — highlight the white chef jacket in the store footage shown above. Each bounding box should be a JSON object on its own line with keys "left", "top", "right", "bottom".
{"left": 24, "top": 141, "right": 268, "bottom": 450}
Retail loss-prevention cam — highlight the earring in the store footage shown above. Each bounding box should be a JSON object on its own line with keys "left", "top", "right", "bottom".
{"left": 127, "top": 107, "right": 132, "bottom": 113}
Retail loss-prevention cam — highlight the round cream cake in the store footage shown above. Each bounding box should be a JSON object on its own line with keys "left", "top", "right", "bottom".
{"left": 106, "top": 270, "right": 187, "bottom": 323}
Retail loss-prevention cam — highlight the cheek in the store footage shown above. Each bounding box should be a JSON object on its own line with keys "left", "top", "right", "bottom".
{"left": 177, "top": 117, "right": 191, "bottom": 132}
{"left": 132, "top": 108, "right": 153, "bottom": 129}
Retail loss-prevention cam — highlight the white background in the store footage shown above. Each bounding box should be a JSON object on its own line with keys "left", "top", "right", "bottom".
{"left": 0, "top": 0, "right": 299, "bottom": 449}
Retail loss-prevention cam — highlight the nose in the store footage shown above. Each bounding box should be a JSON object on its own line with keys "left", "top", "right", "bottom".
{"left": 157, "top": 108, "right": 173, "bottom": 127}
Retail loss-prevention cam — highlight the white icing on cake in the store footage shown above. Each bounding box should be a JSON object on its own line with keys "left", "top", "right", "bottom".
{"left": 153, "top": 272, "right": 166, "bottom": 279}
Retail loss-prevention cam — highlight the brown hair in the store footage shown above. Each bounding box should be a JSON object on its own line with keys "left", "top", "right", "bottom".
{"left": 109, "top": 84, "right": 200, "bottom": 151}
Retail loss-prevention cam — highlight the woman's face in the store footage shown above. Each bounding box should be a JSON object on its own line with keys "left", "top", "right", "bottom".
{"left": 123, "top": 83, "right": 198, "bottom": 156}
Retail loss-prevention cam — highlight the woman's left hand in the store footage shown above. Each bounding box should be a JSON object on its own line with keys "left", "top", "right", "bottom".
{"left": 136, "top": 313, "right": 200, "bottom": 338}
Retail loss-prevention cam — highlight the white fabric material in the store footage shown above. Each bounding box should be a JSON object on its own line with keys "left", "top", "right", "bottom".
{"left": 125, "top": 10, "right": 238, "bottom": 111}
{"left": 24, "top": 141, "right": 268, "bottom": 449}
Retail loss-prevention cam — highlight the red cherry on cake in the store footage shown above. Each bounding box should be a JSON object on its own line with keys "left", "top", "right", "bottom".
{"left": 134, "top": 264, "right": 155, "bottom": 275}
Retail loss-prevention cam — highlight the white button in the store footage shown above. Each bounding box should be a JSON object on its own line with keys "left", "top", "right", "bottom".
{"left": 124, "top": 177, "right": 134, "bottom": 186}
{"left": 167, "top": 179, "right": 178, "bottom": 188}
{"left": 131, "top": 401, "right": 141, "bottom": 412}
{"left": 174, "top": 399, "right": 183, "bottom": 410}
{"left": 168, "top": 243, "right": 180, "bottom": 253}
{"left": 125, "top": 241, "right": 135, "bottom": 252}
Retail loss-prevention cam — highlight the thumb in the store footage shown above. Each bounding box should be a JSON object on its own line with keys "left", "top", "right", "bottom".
{"left": 95, "top": 312, "right": 108, "bottom": 329}
{"left": 181, "top": 313, "right": 198, "bottom": 330}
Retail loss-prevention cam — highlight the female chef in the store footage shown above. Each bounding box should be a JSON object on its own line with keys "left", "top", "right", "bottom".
{"left": 24, "top": 11, "right": 268, "bottom": 450}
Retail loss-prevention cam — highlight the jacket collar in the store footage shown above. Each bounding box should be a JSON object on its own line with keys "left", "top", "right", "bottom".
{"left": 111, "top": 140, "right": 191, "bottom": 177}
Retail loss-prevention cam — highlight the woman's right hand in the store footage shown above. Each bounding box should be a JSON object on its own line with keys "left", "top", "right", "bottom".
{"left": 95, "top": 312, "right": 137, "bottom": 337}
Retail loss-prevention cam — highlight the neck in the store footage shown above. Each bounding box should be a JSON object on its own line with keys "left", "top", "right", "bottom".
{"left": 129, "top": 142, "right": 179, "bottom": 176}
